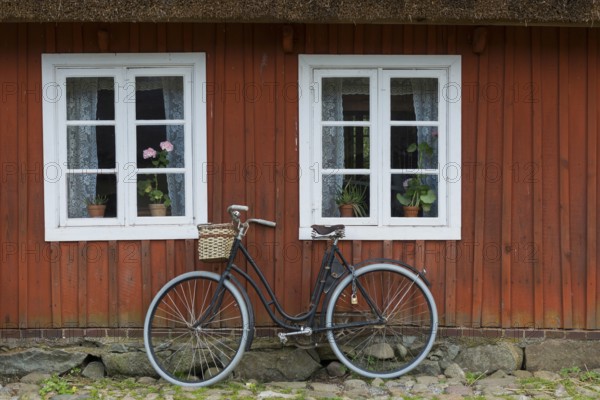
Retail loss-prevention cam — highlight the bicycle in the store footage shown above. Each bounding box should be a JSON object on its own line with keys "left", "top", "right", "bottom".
{"left": 144, "top": 205, "right": 438, "bottom": 387}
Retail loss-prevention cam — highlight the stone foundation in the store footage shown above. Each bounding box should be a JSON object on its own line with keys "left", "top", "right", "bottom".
{"left": 1, "top": 330, "right": 600, "bottom": 380}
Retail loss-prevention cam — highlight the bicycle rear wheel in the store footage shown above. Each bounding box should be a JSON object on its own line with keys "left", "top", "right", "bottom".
{"left": 144, "top": 271, "right": 250, "bottom": 387}
{"left": 326, "top": 264, "right": 437, "bottom": 379}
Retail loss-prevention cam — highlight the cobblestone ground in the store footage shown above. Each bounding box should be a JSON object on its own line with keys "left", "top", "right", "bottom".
{"left": 3, "top": 368, "right": 600, "bottom": 399}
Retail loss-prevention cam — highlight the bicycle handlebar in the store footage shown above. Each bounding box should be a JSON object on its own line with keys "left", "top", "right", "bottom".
{"left": 248, "top": 218, "right": 277, "bottom": 228}
{"left": 227, "top": 205, "right": 276, "bottom": 229}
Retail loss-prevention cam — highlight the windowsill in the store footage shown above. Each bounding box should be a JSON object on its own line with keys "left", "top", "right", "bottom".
{"left": 299, "top": 225, "right": 461, "bottom": 241}
{"left": 46, "top": 224, "right": 200, "bottom": 242}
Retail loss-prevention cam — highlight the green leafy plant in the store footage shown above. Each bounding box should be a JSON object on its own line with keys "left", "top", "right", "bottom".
{"left": 85, "top": 194, "right": 108, "bottom": 206}
{"left": 39, "top": 374, "right": 77, "bottom": 397}
{"left": 396, "top": 141, "right": 437, "bottom": 212}
{"left": 335, "top": 180, "right": 367, "bottom": 217}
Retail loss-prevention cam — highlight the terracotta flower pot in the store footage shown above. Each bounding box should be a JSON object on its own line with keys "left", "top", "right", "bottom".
{"left": 339, "top": 204, "right": 355, "bottom": 217}
{"left": 87, "top": 205, "right": 106, "bottom": 218}
{"left": 403, "top": 206, "right": 420, "bottom": 217}
{"left": 149, "top": 204, "right": 167, "bottom": 216}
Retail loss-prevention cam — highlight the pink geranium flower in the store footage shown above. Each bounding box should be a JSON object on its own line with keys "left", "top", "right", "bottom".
{"left": 160, "top": 141, "right": 174, "bottom": 152}
{"left": 143, "top": 148, "right": 157, "bottom": 159}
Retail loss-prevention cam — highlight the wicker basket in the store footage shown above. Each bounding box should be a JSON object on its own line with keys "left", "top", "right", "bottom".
{"left": 197, "top": 223, "right": 236, "bottom": 262}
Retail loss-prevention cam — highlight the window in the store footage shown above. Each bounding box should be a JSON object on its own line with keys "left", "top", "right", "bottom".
{"left": 42, "top": 54, "right": 207, "bottom": 241}
{"left": 298, "top": 55, "right": 461, "bottom": 240}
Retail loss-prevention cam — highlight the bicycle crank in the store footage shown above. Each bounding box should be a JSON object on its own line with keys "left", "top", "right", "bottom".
{"left": 278, "top": 327, "right": 313, "bottom": 344}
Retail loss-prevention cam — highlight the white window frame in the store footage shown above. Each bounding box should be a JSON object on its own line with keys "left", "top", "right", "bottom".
{"left": 42, "top": 53, "right": 207, "bottom": 241}
{"left": 298, "top": 54, "right": 461, "bottom": 240}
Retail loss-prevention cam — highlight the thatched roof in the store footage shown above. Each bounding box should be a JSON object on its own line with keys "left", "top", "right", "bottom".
{"left": 1, "top": 0, "right": 600, "bottom": 26}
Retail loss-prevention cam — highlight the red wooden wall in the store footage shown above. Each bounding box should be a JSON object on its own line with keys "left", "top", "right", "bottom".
{"left": 0, "top": 23, "right": 598, "bottom": 331}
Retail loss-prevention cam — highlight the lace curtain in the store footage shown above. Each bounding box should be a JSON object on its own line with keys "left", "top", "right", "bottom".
{"left": 411, "top": 78, "right": 438, "bottom": 217}
{"left": 67, "top": 78, "right": 98, "bottom": 218}
{"left": 321, "top": 79, "right": 345, "bottom": 217}
{"left": 162, "top": 77, "right": 185, "bottom": 216}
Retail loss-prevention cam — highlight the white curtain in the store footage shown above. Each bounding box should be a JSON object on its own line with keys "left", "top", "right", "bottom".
{"left": 162, "top": 77, "right": 185, "bottom": 216}
{"left": 67, "top": 78, "right": 98, "bottom": 218}
{"left": 411, "top": 78, "right": 438, "bottom": 217}
{"left": 321, "top": 78, "right": 345, "bottom": 217}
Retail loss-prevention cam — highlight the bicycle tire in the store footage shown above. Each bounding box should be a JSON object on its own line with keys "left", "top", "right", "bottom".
{"left": 144, "top": 271, "right": 250, "bottom": 387}
{"left": 325, "top": 263, "right": 438, "bottom": 379}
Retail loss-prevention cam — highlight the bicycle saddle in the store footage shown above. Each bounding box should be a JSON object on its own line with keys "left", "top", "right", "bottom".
{"left": 311, "top": 224, "right": 345, "bottom": 238}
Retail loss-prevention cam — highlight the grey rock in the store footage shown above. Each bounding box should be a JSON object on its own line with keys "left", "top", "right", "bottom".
{"left": 445, "top": 384, "right": 473, "bottom": 396}
{"left": 257, "top": 390, "right": 296, "bottom": 399}
{"left": 102, "top": 352, "right": 156, "bottom": 377}
{"left": 413, "top": 359, "right": 442, "bottom": 376}
{"left": 136, "top": 377, "right": 157, "bottom": 385}
{"left": 343, "top": 379, "right": 367, "bottom": 390}
{"left": 234, "top": 349, "right": 321, "bottom": 381}
{"left": 307, "top": 382, "right": 340, "bottom": 393}
{"left": 20, "top": 372, "right": 51, "bottom": 384}
{"left": 444, "top": 362, "right": 466, "bottom": 381}
{"left": 455, "top": 341, "right": 523, "bottom": 373}
{"left": 371, "top": 377, "right": 384, "bottom": 387}
{"left": 533, "top": 370, "right": 561, "bottom": 381}
{"left": 416, "top": 375, "right": 439, "bottom": 385}
{"left": 326, "top": 361, "right": 346, "bottom": 377}
{"left": 364, "top": 343, "right": 394, "bottom": 359}
{"left": 82, "top": 361, "right": 105, "bottom": 379}
{"left": 526, "top": 340, "right": 600, "bottom": 372}
{"left": 513, "top": 370, "right": 533, "bottom": 378}
{"left": 0, "top": 349, "right": 86, "bottom": 376}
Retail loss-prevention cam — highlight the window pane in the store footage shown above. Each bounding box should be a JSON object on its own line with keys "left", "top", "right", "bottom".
{"left": 390, "top": 78, "right": 438, "bottom": 121}
{"left": 390, "top": 126, "right": 438, "bottom": 170}
{"left": 322, "top": 78, "right": 370, "bottom": 121}
{"left": 136, "top": 126, "right": 184, "bottom": 168}
{"left": 391, "top": 174, "right": 438, "bottom": 218}
{"left": 67, "top": 173, "right": 117, "bottom": 218}
{"left": 136, "top": 76, "right": 184, "bottom": 120}
{"left": 66, "top": 77, "right": 114, "bottom": 120}
{"left": 322, "top": 174, "right": 370, "bottom": 218}
{"left": 322, "top": 126, "right": 370, "bottom": 169}
{"left": 67, "top": 126, "right": 115, "bottom": 169}
{"left": 137, "top": 173, "right": 185, "bottom": 217}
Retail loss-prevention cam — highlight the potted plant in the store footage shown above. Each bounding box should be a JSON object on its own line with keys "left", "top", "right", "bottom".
{"left": 86, "top": 194, "right": 108, "bottom": 218}
{"left": 335, "top": 180, "right": 367, "bottom": 218}
{"left": 138, "top": 141, "right": 173, "bottom": 216}
{"left": 396, "top": 141, "right": 437, "bottom": 217}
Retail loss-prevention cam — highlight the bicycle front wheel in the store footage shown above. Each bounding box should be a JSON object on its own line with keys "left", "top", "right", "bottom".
{"left": 326, "top": 264, "right": 438, "bottom": 379}
{"left": 144, "top": 271, "right": 250, "bottom": 387}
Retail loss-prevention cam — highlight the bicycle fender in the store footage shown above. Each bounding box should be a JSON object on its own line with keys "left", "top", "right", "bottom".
{"left": 353, "top": 258, "right": 431, "bottom": 286}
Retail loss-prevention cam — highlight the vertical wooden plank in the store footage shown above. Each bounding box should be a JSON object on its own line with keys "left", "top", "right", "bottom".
{"left": 558, "top": 28, "right": 573, "bottom": 329}
{"left": 211, "top": 24, "right": 226, "bottom": 221}
{"left": 501, "top": 27, "right": 515, "bottom": 328}
{"left": 540, "top": 28, "right": 562, "bottom": 328}
{"left": 58, "top": 244, "right": 77, "bottom": 327}
{"left": 16, "top": 23, "right": 28, "bottom": 329}
{"left": 585, "top": 28, "right": 598, "bottom": 328}
{"left": 87, "top": 242, "right": 109, "bottom": 327}
{"left": 108, "top": 241, "right": 118, "bottom": 327}
{"left": 78, "top": 242, "right": 88, "bottom": 327}
{"left": 140, "top": 241, "right": 151, "bottom": 317}
{"left": 480, "top": 26, "right": 504, "bottom": 328}
{"left": 531, "top": 28, "right": 545, "bottom": 328}
{"left": 511, "top": 27, "right": 534, "bottom": 327}
{"left": 50, "top": 243, "right": 62, "bottom": 328}
{"left": 471, "top": 27, "right": 489, "bottom": 327}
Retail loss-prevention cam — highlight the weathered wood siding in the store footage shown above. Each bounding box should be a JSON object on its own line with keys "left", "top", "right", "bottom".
{"left": 0, "top": 23, "right": 598, "bottom": 330}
